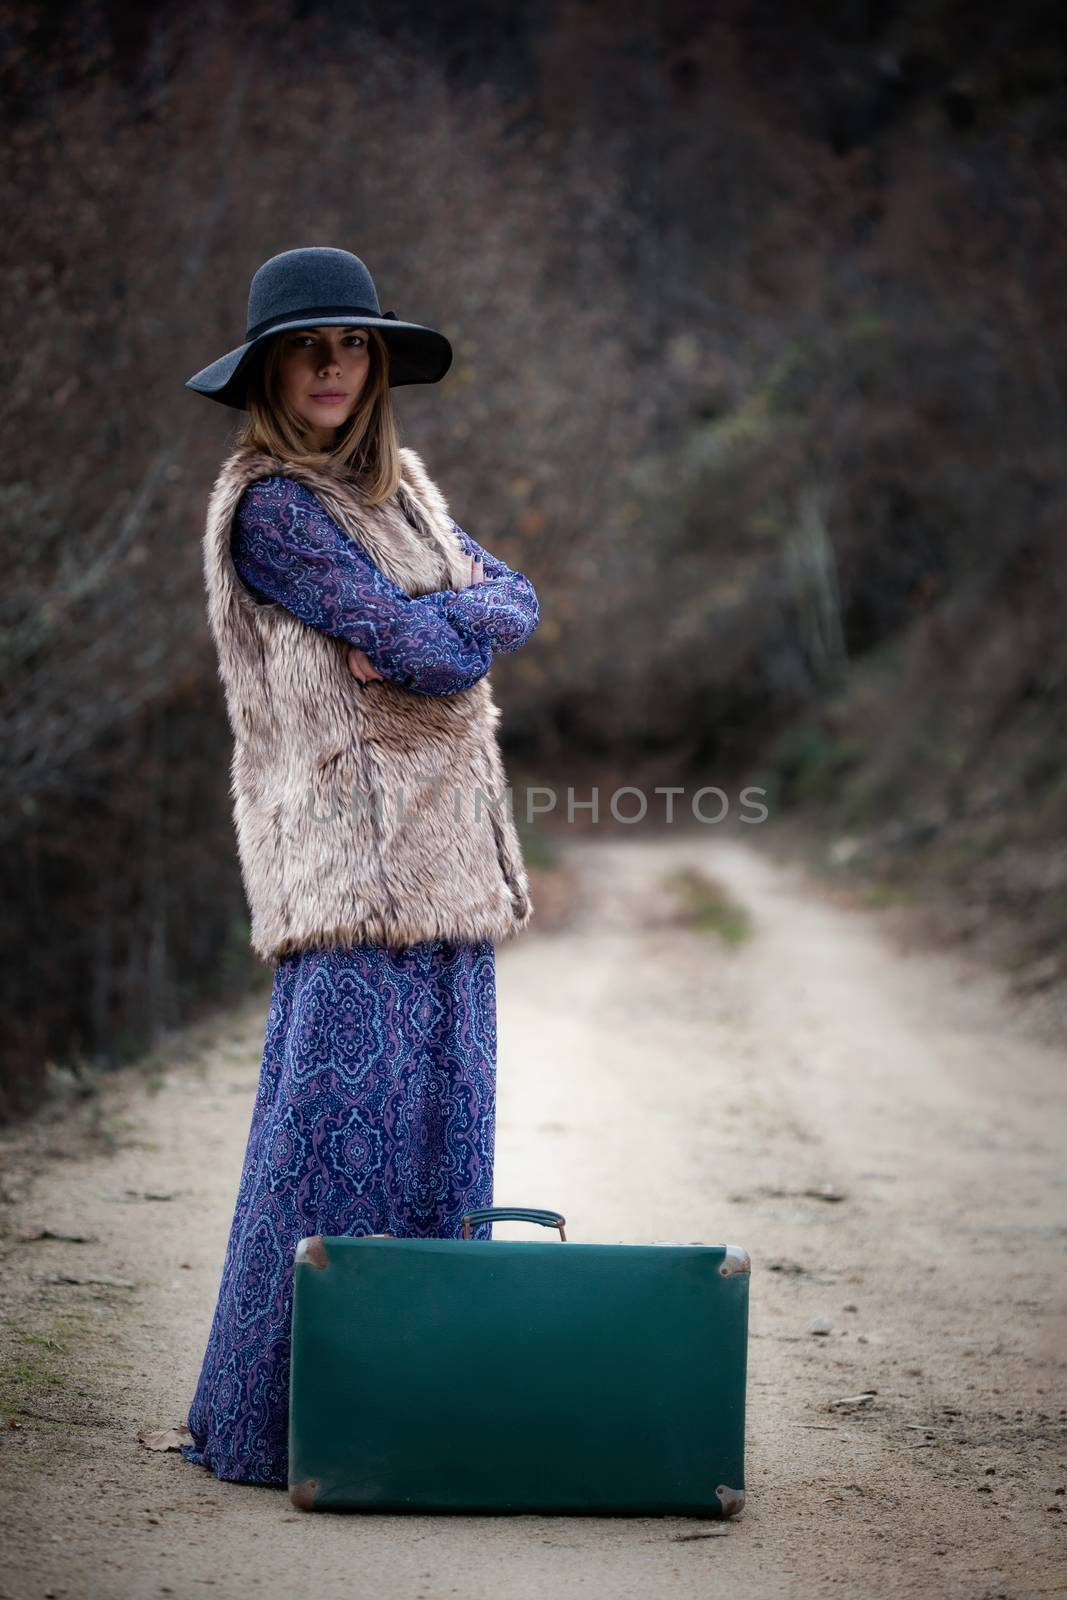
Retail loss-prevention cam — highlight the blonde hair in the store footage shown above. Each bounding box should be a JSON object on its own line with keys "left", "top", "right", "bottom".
{"left": 234, "top": 326, "right": 402, "bottom": 505}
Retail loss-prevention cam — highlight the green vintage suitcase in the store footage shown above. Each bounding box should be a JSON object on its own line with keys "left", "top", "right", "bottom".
{"left": 288, "top": 1206, "right": 750, "bottom": 1517}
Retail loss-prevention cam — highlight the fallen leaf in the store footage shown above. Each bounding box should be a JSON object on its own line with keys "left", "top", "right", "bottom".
{"left": 138, "top": 1424, "right": 193, "bottom": 1451}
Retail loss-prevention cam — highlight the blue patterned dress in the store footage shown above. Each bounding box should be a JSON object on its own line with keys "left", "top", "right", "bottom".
{"left": 180, "top": 474, "right": 539, "bottom": 1486}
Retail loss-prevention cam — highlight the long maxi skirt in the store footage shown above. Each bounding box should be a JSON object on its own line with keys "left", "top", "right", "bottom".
{"left": 180, "top": 935, "right": 497, "bottom": 1486}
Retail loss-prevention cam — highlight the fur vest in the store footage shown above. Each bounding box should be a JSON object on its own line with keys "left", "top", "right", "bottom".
{"left": 201, "top": 442, "right": 533, "bottom": 967}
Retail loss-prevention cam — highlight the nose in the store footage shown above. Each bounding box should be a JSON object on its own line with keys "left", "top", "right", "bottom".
{"left": 317, "top": 350, "right": 343, "bottom": 376}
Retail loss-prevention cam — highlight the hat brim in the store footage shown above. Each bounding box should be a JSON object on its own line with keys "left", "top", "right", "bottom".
{"left": 185, "top": 316, "right": 453, "bottom": 410}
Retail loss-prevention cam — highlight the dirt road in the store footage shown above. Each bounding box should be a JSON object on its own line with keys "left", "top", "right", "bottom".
{"left": 1, "top": 827, "right": 1065, "bottom": 1599}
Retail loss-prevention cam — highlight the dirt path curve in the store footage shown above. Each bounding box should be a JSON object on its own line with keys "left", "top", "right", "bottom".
{"left": 2, "top": 827, "right": 1065, "bottom": 1599}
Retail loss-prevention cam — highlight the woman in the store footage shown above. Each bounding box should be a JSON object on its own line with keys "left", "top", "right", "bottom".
{"left": 178, "top": 247, "right": 539, "bottom": 1486}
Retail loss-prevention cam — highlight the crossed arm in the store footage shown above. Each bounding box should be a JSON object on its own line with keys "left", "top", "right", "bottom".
{"left": 442, "top": 518, "right": 541, "bottom": 654}
{"left": 230, "top": 476, "right": 539, "bottom": 696}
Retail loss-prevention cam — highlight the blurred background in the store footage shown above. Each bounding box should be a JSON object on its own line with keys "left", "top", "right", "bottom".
{"left": 3, "top": 0, "right": 1066, "bottom": 1120}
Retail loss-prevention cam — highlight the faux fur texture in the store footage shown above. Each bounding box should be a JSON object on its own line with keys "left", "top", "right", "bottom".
{"left": 201, "top": 442, "right": 533, "bottom": 966}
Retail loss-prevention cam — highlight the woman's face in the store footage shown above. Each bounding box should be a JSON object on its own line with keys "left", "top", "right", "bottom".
{"left": 276, "top": 324, "right": 372, "bottom": 447}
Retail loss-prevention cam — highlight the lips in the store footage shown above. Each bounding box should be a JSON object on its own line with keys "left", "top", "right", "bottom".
{"left": 310, "top": 392, "right": 347, "bottom": 402}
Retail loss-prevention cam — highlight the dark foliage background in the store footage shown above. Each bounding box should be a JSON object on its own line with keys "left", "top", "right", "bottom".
{"left": 3, "top": 0, "right": 1066, "bottom": 1118}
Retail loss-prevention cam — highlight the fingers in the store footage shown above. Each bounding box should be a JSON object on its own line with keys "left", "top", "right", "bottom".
{"left": 346, "top": 645, "right": 382, "bottom": 682}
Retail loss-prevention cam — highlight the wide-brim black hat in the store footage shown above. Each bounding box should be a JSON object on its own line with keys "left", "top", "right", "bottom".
{"left": 185, "top": 246, "right": 453, "bottom": 410}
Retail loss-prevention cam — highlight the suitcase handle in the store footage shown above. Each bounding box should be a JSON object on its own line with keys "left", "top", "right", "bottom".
{"left": 460, "top": 1207, "right": 567, "bottom": 1241}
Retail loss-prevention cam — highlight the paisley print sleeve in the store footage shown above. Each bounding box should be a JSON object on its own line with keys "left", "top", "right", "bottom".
{"left": 231, "top": 477, "right": 494, "bottom": 696}
{"left": 442, "top": 520, "right": 541, "bottom": 654}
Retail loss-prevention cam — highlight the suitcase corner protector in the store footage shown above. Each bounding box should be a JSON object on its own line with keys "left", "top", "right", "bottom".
{"left": 295, "top": 1235, "right": 329, "bottom": 1270}
{"left": 289, "top": 1476, "right": 321, "bottom": 1510}
{"left": 718, "top": 1245, "right": 751, "bottom": 1277}
{"left": 715, "top": 1484, "right": 746, "bottom": 1517}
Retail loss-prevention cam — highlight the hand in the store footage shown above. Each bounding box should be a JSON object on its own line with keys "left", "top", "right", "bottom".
{"left": 460, "top": 553, "right": 485, "bottom": 589}
{"left": 346, "top": 645, "right": 384, "bottom": 683}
